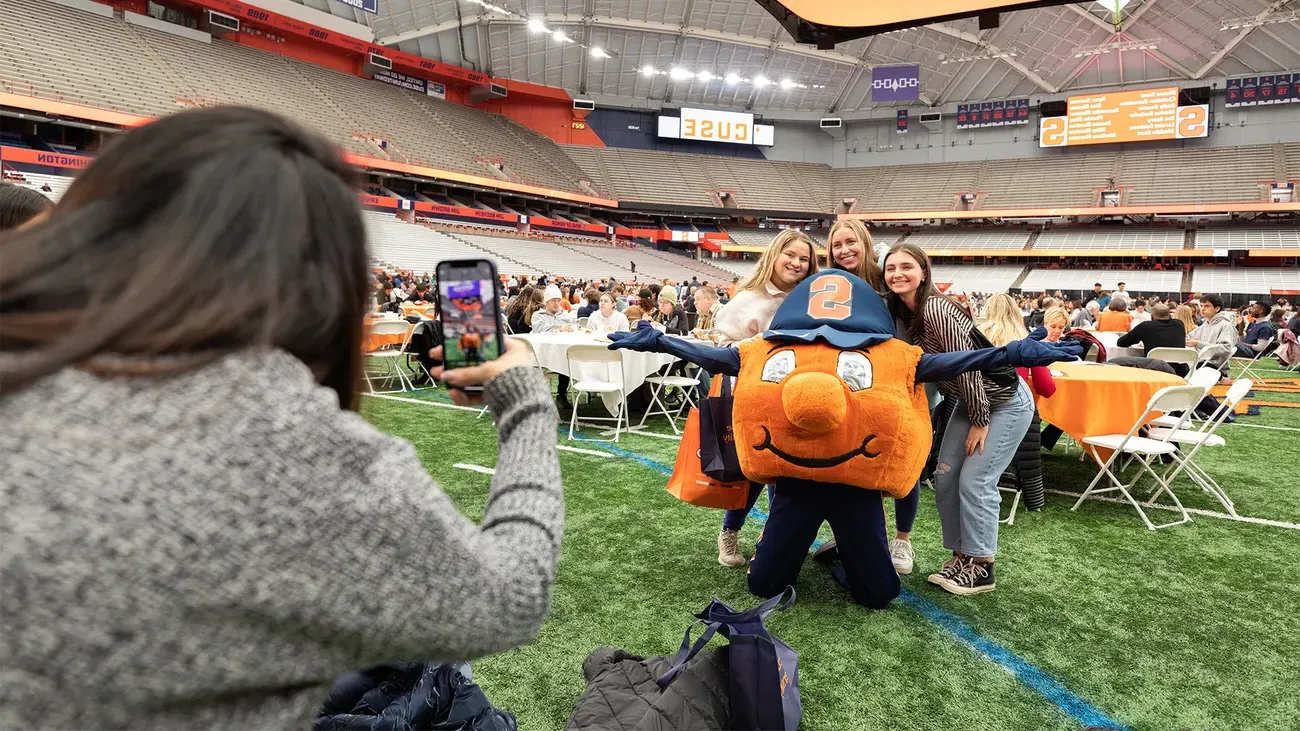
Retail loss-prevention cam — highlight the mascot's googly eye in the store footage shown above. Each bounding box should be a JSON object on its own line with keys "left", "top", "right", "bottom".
{"left": 762, "top": 350, "right": 795, "bottom": 383}
{"left": 837, "top": 351, "right": 873, "bottom": 392}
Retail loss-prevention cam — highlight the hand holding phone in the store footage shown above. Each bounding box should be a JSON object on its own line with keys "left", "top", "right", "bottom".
{"left": 430, "top": 338, "right": 533, "bottom": 406}
{"left": 436, "top": 259, "right": 506, "bottom": 393}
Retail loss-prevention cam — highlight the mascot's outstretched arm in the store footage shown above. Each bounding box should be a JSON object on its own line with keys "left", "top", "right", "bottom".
{"left": 915, "top": 337, "right": 1083, "bottom": 383}
{"left": 606, "top": 329, "right": 742, "bottom": 377}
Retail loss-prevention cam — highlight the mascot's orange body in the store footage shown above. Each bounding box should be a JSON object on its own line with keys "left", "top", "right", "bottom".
{"left": 733, "top": 338, "right": 930, "bottom": 498}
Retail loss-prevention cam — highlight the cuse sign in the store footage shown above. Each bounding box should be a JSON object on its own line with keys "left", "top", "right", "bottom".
{"left": 680, "top": 107, "right": 753, "bottom": 145}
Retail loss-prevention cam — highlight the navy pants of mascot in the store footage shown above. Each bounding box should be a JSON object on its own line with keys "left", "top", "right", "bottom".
{"left": 746, "top": 479, "right": 900, "bottom": 609}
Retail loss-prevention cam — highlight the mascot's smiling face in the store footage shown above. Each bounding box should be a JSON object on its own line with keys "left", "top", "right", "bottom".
{"left": 729, "top": 272, "right": 931, "bottom": 497}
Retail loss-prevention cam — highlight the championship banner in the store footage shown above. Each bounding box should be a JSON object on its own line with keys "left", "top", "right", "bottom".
{"left": 896, "top": 109, "right": 908, "bottom": 134}
{"left": 0, "top": 146, "right": 93, "bottom": 170}
{"left": 871, "top": 65, "right": 920, "bottom": 103}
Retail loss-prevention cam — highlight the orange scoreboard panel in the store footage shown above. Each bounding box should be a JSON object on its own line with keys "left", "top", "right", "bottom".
{"left": 1039, "top": 87, "right": 1209, "bottom": 147}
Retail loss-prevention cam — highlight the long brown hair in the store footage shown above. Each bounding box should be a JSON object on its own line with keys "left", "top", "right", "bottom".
{"left": 0, "top": 106, "right": 368, "bottom": 407}
{"left": 882, "top": 242, "right": 947, "bottom": 344}
{"left": 827, "top": 218, "right": 884, "bottom": 292}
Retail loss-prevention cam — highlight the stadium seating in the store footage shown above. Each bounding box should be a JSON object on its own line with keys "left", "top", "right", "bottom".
{"left": 1018, "top": 268, "right": 1183, "bottom": 293}
{"left": 0, "top": 0, "right": 179, "bottom": 117}
{"left": 1033, "top": 228, "right": 1185, "bottom": 250}
{"left": 1191, "top": 266, "right": 1300, "bottom": 294}
{"left": 561, "top": 146, "right": 828, "bottom": 211}
{"left": 1121, "top": 146, "right": 1272, "bottom": 204}
{"left": 365, "top": 212, "right": 500, "bottom": 274}
{"left": 0, "top": 0, "right": 589, "bottom": 194}
{"left": 977, "top": 153, "right": 1116, "bottom": 209}
{"left": 9, "top": 173, "right": 72, "bottom": 201}
{"left": 831, "top": 161, "right": 982, "bottom": 212}
{"left": 709, "top": 259, "right": 758, "bottom": 279}
{"left": 1194, "top": 227, "right": 1300, "bottom": 250}
{"left": 931, "top": 264, "right": 1026, "bottom": 294}
{"left": 903, "top": 229, "right": 1031, "bottom": 250}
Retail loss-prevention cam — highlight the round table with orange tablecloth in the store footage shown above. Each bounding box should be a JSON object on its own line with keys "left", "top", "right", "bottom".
{"left": 1036, "top": 361, "right": 1185, "bottom": 459}
{"left": 363, "top": 316, "right": 414, "bottom": 352}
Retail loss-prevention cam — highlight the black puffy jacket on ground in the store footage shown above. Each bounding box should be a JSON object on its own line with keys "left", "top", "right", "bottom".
{"left": 316, "top": 662, "right": 515, "bottom": 731}
{"left": 566, "top": 647, "right": 731, "bottom": 731}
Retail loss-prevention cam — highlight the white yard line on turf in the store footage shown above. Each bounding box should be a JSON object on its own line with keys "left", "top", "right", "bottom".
{"left": 557, "top": 444, "right": 614, "bottom": 457}
{"left": 366, "top": 393, "right": 482, "bottom": 412}
{"left": 1043, "top": 489, "right": 1300, "bottom": 531}
{"left": 453, "top": 463, "right": 495, "bottom": 475}
{"left": 603, "top": 427, "right": 683, "bottom": 441}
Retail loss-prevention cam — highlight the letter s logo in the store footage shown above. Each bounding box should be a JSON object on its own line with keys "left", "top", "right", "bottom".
{"left": 1040, "top": 117, "right": 1067, "bottom": 147}
{"left": 1176, "top": 105, "right": 1208, "bottom": 139}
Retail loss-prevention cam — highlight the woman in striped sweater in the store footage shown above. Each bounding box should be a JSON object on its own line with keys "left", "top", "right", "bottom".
{"left": 882, "top": 243, "right": 1034, "bottom": 596}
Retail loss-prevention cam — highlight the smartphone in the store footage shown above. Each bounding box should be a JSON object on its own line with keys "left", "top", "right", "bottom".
{"left": 436, "top": 260, "right": 505, "bottom": 390}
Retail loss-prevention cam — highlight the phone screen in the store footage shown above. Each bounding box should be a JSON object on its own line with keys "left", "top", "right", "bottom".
{"left": 438, "top": 268, "right": 502, "bottom": 370}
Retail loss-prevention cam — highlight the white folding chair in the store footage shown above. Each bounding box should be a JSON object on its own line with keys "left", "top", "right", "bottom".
{"left": 565, "top": 345, "right": 628, "bottom": 442}
{"left": 637, "top": 371, "right": 701, "bottom": 435}
{"left": 998, "top": 485, "right": 1021, "bottom": 526}
{"left": 1194, "top": 343, "right": 1232, "bottom": 373}
{"left": 1230, "top": 337, "right": 1275, "bottom": 382}
{"left": 1150, "top": 366, "right": 1220, "bottom": 428}
{"left": 1147, "top": 347, "right": 1199, "bottom": 376}
{"left": 1147, "top": 378, "right": 1252, "bottom": 516}
{"left": 1072, "top": 385, "right": 1206, "bottom": 530}
{"left": 363, "top": 320, "right": 415, "bottom": 394}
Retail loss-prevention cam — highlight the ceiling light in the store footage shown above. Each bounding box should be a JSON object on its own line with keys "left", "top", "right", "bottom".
{"left": 526, "top": 18, "right": 547, "bottom": 33}
{"left": 1094, "top": 0, "right": 1135, "bottom": 11}
{"left": 640, "top": 64, "right": 656, "bottom": 77}
{"left": 724, "top": 72, "right": 742, "bottom": 85}
{"left": 753, "top": 75, "right": 771, "bottom": 88}
{"left": 669, "top": 67, "right": 693, "bottom": 81}
{"left": 779, "top": 78, "right": 795, "bottom": 90}
{"left": 590, "top": 46, "right": 609, "bottom": 58}
{"left": 1221, "top": 8, "right": 1300, "bottom": 30}
{"left": 697, "top": 70, "right": 715, "bottom": 82}
{"left": 552, "top": 29, "right": 570, "bottom": 42}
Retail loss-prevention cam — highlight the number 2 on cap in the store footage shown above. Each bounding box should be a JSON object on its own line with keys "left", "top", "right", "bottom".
{"left": 808, "top": 274, "right": 852, "bottom": 321}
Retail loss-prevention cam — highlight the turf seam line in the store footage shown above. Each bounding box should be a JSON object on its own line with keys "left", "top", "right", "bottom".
{"left": 556, "top": 444, "right": 616, "bottom": 457}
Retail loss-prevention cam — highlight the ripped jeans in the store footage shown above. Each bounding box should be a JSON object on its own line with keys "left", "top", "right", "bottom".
{"left": 933, "top": 380, "right": 1034, "bottom": 559}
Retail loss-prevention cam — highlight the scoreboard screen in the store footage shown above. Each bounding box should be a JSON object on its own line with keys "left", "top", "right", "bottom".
{"left": 1039, "top": 87, "right": 1208, "bottom": 147}
{"left": 1226, "top": 74, "right": 1297, "bottom": 107}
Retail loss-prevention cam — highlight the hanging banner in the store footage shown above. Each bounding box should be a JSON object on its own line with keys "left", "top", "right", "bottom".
{"left": 871, "top": 65, "right": 920, "bottom": 102}
{"left": 896, "top": 109, "right": 908, "bottom": 134}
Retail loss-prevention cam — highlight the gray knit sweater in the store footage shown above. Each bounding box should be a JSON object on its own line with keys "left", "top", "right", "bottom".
{"left": 0, "top": 350, "right": 563, "bottom": 729}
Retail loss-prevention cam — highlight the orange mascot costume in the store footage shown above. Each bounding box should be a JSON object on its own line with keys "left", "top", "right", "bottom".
{"left": 609, "top": 271, "right": 1080, "bottom": 607}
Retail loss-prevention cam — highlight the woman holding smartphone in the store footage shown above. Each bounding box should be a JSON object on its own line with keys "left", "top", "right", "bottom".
{"left": 712, "top": 229, "right": 819, "bottom": 568}
{"left": 0, "top": 107, "right": 564, "bottom": 727}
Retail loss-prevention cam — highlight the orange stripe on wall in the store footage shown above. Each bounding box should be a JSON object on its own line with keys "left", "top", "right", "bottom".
{"left": 842, "top": 201, "right": 1300, "bottom": 220}
{"left": 0, "top": 91, "right": 152, "bottom": 128}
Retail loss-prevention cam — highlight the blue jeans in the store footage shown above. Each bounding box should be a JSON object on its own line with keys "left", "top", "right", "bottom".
{"left": 723, "top": 483, "right": 768, "bottom": 532}
{"left": 933, "top": 380, "right": 1034, "bottom": 559}
{"left": 893, "top": 485, "right": 919, "bottom": 534}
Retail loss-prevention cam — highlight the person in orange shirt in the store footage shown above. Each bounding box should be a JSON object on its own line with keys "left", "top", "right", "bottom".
{"left": 1095, "top": 299, "right": 1133, "bottom": 332}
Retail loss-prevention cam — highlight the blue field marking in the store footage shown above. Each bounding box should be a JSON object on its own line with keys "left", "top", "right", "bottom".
{"left": 564, "top": 430, "right": 674, "bottom": 475}
{"left": 574, "top": 440, "right": 1127, "bottom": 730}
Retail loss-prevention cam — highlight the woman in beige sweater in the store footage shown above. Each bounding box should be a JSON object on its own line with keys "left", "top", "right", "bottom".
{"left": 713, "top": 229, "right": 819, "bottom": 567}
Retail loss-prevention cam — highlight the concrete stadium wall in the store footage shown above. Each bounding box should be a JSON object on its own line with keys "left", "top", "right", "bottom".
{"left": 760, "top": 97, "right": 1300, "bottom": 168}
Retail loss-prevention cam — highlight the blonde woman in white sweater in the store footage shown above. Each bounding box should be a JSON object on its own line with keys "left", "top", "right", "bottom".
{"left": 713, "top": 229, "right": 819, "bottom": 567}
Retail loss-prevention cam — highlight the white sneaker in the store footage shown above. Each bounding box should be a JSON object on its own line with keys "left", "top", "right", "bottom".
{"left": 889, "top": 539, "right": 915, "bottom": 575}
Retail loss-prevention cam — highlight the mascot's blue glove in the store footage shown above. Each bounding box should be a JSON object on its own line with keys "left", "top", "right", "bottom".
{"left": 607, "top": 330, "right": 743, "bottom": 377}
{"left": 1004, "top": 337, "right": 1084, "bottom": 366}
{"left": 915, "top": 337, "right": 1082, "bottom": 383}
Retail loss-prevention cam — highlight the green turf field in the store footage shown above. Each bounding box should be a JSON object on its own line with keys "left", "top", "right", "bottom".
{"left": 360, "top": 359, "right": 1300, "bottom": 730}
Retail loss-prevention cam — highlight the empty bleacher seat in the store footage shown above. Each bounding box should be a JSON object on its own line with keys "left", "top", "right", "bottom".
{"left": 1018, "top": 269, "right": 1182, "bottom": 293}
{"left": 1194, "top": 227, "right": 1300, "bottom": 250}
{"left": 930, "top": 265, "right": 1025, "bottom": 294}
{"left": 1034, "top": 229, "right": 1184, "bottom": 251}
{"left": 904, "top": 230, "right": 1031, "bottom": 250}
{"left": 1191, "top": 266, "right": 1300, "bottom": 294}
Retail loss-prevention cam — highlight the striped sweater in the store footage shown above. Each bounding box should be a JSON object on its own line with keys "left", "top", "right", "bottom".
{"left": 920, "top": 296, "right": 1017, "bottom": 427}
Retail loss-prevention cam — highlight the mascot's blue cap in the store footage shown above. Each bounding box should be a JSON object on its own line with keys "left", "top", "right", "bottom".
{"left": 764, "top": 271, "right": 897, "bottom": 349}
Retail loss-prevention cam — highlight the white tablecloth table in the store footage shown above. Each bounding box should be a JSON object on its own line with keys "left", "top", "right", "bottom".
{"left": 1090, "top": 330, "right": 1145, "bottom": 360}
{"left": 514, "top": 332, "right": 679, "bottom": 415}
